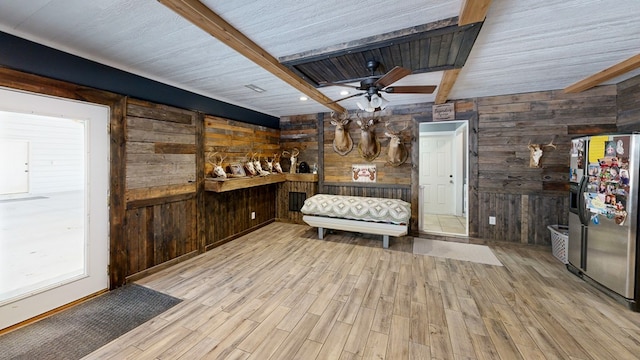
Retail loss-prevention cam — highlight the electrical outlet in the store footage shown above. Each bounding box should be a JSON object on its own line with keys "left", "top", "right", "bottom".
{"left": 251, "top": 211, "right": 256, "bottom": 220}
{"left": 489, "top": 216, "right": 496, "bottom": 225}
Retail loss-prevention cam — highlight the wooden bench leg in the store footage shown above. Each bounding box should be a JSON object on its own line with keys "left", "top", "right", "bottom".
{"left": 318, "top": 227, "right": 326, "bottom": 240}
{"left": 383, "top": 235, "right": 389, "bottom": 249}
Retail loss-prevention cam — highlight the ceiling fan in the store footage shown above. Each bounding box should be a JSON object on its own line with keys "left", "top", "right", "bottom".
{"left": 325, "top": 60, "right": 437, "bottom": 112}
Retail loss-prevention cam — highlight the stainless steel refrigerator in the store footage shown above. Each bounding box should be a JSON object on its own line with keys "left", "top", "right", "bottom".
{"left": 568, "top": 134, "right": 639, "bottom": 310}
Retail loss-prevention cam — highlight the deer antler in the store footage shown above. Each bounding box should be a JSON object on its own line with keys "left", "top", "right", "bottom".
{"left": 543, "top": 139, "right": 557, "bottom": 149}
{"left": 292, "top": 147, "right": 300, "bottom": 157}
{"left": 216, "top": 153, "right": 226, "bottom": 166}
{"left": 385, "top": 121, "right": 409, "bottom": 134}
{"left": 282, "top": 150, "right": 291, "bottom": 158}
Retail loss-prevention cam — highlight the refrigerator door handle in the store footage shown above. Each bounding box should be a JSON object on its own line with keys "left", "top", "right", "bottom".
{"left": 578, "top": 176, "right": 590, "bottom": 226}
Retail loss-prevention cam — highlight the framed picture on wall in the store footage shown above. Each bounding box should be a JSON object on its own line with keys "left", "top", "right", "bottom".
{"left": 352, "top": 164, "right": 376, "bottom": 182}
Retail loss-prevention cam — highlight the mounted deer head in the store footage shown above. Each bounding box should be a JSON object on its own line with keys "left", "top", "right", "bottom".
{"left": 385, "top": 122, "right": 409, "bottom": 166}
{"left": 273, "top": 152, "right": 283, "bottom": 173}
{"left": 207, "top": 152, "right": 227, "bottom": 178}
{"left": 282, "top": 148, "right": 300, "bottom": 174}
{"left": 356, "top": 111, "right": 381, "bottom": 162}
{"left": 330, "top": 111, "right": 353, "bottom": 156}
{"left": 528, "top": 139, "right": 556, "bottom": 168}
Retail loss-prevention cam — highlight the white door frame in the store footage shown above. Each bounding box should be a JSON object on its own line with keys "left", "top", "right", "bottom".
{"left": 0, "top": 88, "right": 110, "bottom": 330}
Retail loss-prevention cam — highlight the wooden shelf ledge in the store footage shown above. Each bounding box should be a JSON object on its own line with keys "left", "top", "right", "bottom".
{"left": 284, "top": 173, "right": 318, "bottom": 182}
{"left": 205, "top": 173, "right": 318, "bottom": 192}
{"left": 206, "top": 174, "right": 286, "bottom": 192}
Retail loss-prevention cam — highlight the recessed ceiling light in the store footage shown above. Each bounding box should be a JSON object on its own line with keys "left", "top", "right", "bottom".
{"left": 340, "top": 90, "right": 349, "bottom": 96}
{"left": 299, "top": 96, "right": 308, "bottom": 101}
{"left": 245, "top": 84, "right": 266, "bottom": 93}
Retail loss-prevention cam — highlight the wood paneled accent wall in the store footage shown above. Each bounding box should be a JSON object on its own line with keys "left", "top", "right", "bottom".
{"left": 276, "top": 180, "right": 318, "bottom": 223}
{"left": 617, "top": 75, "right": 640, "bottom": 132}
{"left": 204, "top": 115, "right": 280, "bottom": 171}
{"left": 203, "top": 115, "right": 281, "bottom": 246}
{"left": 204, "top": 186, "right": 276, "bottom": 248}
{"left": 322, "top": 111, "right": 414, "bottom": 185}
{"left": 280, "top": 114, "right": 319, "bottom": 172}
{"left": 476, "top": 87, "right": 617, "bottom": 245}
{"left": 123, "top": 99, "right": 202, "bottom": 280}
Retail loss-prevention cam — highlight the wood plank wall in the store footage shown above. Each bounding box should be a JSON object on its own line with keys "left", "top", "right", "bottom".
{"left": 204, "top": 186, "right": 276, "bottom": 248}
{"left": 205, "top": 115, "right": 280, "bottom": 172}
{"left": 276, "top": 180, "right": 318, "bottom": 223}
{"left": 476, "top": 87, "right": 617, "bottom": 244}
{"left": 321, "top": 111, "right": 414, "bottom": 184}
{"left": 123, "top": 99, "right": 201, "bottom": 279}
{"left": 4, "top": 66, "right": 639, "bottom": 287}
{"left": 617, "top": 75, "right": 640, "bottom": 132}
{"left": 203, "top": 116, "right": 281, "bottom": 246}
{"left": 280, "top": 114, "right": 319, "bottom": 172}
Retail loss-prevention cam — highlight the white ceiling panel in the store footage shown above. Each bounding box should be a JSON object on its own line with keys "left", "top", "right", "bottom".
{"left": 0, "top": 0, "right": 638, "bottom": 118}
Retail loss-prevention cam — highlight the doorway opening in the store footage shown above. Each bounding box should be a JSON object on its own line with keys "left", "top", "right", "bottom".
{"left": 418, "top": 120, "right": 468, "bottom": 236}
{"left": 0, "top": 88, "right": 109, "bottom": 330}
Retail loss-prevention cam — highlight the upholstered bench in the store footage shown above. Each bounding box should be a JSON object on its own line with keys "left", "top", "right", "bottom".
{"left": 300, "top": 194, "right": 410, "bottom": 248}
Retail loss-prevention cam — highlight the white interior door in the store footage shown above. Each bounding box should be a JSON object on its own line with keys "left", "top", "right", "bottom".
{"left": 0, "top": 88, "right": 109, "bottom": 330}
{"left": 0, "top": 140, "right": 29, "bottom": 195}
{"left": 419, "top": 133, "right": 454, "bottom": 214}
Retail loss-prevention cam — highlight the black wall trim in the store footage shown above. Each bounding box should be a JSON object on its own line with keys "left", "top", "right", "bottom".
{"left": 0, "top": 31, "right": 279, "bottom": 129}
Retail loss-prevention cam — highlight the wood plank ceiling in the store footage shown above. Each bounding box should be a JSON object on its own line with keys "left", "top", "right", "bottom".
{"left": 159, "top": 0, "right": 491, "bottom": 111}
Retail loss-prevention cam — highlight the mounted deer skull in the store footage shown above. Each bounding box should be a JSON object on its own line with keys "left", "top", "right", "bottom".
{"left": 244, "top": 152, "right": 257, "bottom": 176}
{"left": 207, "top": 151, "right": 227, "bottom": 178}
{"left": 528, "top": 139, "right": 557, "bottom": 168}
{"left": 252, "top": 152, "right": 270, "bottom": 176}
{"left": 264, "top": 156, "right": 274, "bottom": 173}
{"left": 330, "top": 111, "right": 353, "bottom": 156}
{"left": 356, "top": 112, "right": 381, "bottom": 162}
{"left": 385, "top": 122, "right": 409, "bottom": 166}
{"left": 272, "top": 152, "right": 283, "bottom": 173}
{"left": 282, "top": 148, "right": 300, "bottom": 174}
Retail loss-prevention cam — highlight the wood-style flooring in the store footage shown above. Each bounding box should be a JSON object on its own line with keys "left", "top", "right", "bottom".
{"left": 84, "top": 222, "right": 640, "bottom": 359}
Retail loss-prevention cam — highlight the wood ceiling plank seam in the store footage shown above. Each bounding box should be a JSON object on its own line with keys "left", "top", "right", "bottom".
{"left": 158, "top": 0, "right": 345, "bottom": 113}
{"left": 428, "top": 34, "right": 443, "bottom": 68}
{"left": 330, "top": 57, "right": 354, "bottom": 82}
{"left": 437, "top": 32, "right": 455, "bottom": 67}
{"left": 317, "top": 59, "right": 341, "bottom": 84}
{"left": 277, "top": 17, "right": 460, "bottom": 64}
{"left": 446, "top": 30, "right": 465, "bottom": 66}
{"left": 378, "top": 46, "right": 396, "bottom": 72}
{"left": 454, "top": 22, "right": 483, "bottom": 68}
{"left": 289, "top": 65, "right": 320, "bottom": 87}
{"left": 418, "top": 38, "right": 431, "bottom": 70}
{"left": 390, "top": 44, "right": 404, "bottom": 72}
{"left": 279, "top": 24, "right": 464, "bottom": 69}
{"left": 407, "top": 39, "right": 421, "bottom": 72}
{"left": 398, "top": 42, "right": 413, "bottom": 70}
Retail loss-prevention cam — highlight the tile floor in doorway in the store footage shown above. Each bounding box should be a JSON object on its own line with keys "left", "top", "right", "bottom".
{"left": 422, "top": 214, "right": 466, "bottom": 234}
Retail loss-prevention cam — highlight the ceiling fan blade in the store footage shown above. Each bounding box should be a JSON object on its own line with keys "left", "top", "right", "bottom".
{"left": 318, "top": 81, "right": 360, "bottom": 89}
{"left": 375, "top": 66, "right": 411, "bottom": 88}
{"left": 384, "top": 85, "right": 437, "bottom": 94}
{"left": 326, "top": 92, "right": 365, "bottom": 104}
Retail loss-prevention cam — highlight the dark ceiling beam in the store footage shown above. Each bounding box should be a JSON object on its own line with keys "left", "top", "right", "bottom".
{"left": 459, "top": 0, "right": 493, "bottom": 26}
{"left": 158, "top": 0, "right": 346, "bottom": 114}
{"left": 564, "top": 53, "right": 640, "bottom": 93}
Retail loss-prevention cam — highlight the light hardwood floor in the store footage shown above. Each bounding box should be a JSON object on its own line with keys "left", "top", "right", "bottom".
{"left": 84, "top": 222, "right": 640, "bottom": 360}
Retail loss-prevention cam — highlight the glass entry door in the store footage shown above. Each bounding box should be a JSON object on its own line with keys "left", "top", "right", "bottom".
{"left": 0, "top": 89, "right": 109, "bottom": 330}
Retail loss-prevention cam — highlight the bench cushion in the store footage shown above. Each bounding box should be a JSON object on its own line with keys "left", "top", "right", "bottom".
{"left": 300, "top": 194, "right": 411, "bottom": 225}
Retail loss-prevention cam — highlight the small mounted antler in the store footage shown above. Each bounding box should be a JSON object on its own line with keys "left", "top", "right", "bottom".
{"left": 528, "top": 138, "right": 556, "bottom": 168}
